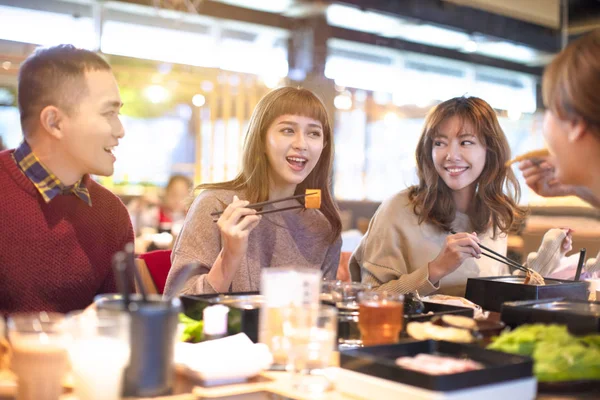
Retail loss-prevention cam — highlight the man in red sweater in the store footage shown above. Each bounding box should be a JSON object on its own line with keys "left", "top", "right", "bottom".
{"left": 0, "top": 45, "right": 133, "bottom": 314}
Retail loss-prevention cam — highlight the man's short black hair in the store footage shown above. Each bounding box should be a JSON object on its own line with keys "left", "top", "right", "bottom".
{"left": 18, "top": 44, "right": 111, "bottom": 136}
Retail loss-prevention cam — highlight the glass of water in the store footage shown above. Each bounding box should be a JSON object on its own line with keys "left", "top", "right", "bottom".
{"left": 283, "top": 305, "right": 337, "bottom": 394}
{"left": 65, "top": 310, "right": 131, "bottom": 400}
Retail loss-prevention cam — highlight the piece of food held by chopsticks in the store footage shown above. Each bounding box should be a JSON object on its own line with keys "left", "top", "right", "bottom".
{"left": 304, "top": 189, "right": 321, "bottom": 209}
{"left": 505, "top": 148, "right": 550, "bottom": 167}
{"left": 211, "top": 189, "right": 321, "bottom": 221}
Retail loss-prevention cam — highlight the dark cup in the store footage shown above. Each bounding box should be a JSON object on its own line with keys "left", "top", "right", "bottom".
{"left": 94, "top": 293, "right": 181, "bottom": 397}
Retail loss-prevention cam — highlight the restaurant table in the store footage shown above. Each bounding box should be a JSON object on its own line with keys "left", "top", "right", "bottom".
{"left": 2, "top": 357, "right": 599, "bottom": 400}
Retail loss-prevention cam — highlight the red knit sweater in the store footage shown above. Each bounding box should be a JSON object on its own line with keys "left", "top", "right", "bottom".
{"left": 0, "top": 149, "right": 134, "bottom": 314}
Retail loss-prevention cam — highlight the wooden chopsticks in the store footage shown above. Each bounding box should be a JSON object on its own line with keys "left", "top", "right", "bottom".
{"left": 449, "top": 231, "right": 531, "bottom": 274}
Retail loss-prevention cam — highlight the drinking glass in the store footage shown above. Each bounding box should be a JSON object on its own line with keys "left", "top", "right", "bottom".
{"left": 259, "top": 267, "right": 322, "bottom": 368}
{"left": 333, "top": 282, "right": 372, "bottom": 310}
{"left": 65, "top": 310, "right": 130, "bottom": 400}
{"left": 333, "top": 282, "right": 371, "bottom": 348}
{"left": 358, "top": 291, "right": 404, "bottom": 346}
{"left": 7, "top": 312, "right": 68, "bottom": 400}
{"left": 284, "top": 305, "right": 337, "bottom": 395}
{"left": 95, "top": 293, "right": 181, "bottom": 397}
{"left": 320, "top": 279, "right": 341, "bottom": 303}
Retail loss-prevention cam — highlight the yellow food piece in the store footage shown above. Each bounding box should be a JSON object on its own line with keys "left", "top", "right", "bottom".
{"left": 441, "top": 315, "right": 477, "bottom": 330}
{"left": 505, "top": 149, "right": 550, "bottom": 167}
{"left": 305, "top": 189, "right": 321, "bottom": 209}
{"left": 406, "top": 321, "right": 474, "bottom": 343}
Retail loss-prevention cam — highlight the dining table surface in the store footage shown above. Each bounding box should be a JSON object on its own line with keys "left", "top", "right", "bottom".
{"left": 1, "top": 354, "right": 599, "bottom": 400}
{"left": 1, "top": 307, "right": 598, "bottom": 400}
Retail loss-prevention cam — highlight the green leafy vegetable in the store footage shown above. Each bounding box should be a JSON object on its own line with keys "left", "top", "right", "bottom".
{"left": 179, "top": 313, "right": 204, "bottom": 343}
{"left": 488, "top": 324, "right": 600, "bottom": 382}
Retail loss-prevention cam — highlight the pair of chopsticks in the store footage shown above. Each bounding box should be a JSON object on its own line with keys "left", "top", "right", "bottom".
{"left": 112, "top": 242, "right": 149, "bottom": 309}
{"left": 450, "top": 231, "right": 531, "bottom": 275}
{"left": 210, "top": 192, "right": 316, "bottom": 221}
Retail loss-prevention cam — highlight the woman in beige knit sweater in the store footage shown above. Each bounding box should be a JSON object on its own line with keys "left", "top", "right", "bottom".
{"left": 164, "top": 87, "right": 342, "bottom": 296}
{"left": 350, "top": 96, "right": 526, "bottom": 297}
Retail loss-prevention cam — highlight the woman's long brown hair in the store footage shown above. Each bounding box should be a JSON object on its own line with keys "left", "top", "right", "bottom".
{"left": 196, "top": 86, "right": 342, "bottom": 243}
{"left": 408, "top": 96, "right": 526, "bottom": 237}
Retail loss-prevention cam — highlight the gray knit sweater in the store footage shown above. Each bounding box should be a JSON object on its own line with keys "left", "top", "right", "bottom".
{"left": 164, "top": 189, "right": 341, "bottom": 296}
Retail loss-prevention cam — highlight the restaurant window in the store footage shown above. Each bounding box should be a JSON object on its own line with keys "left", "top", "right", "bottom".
{"left": 326, "top": 42, "right": 541, "bottom": 204}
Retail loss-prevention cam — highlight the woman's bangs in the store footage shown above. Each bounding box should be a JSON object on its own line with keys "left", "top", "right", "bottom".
{"left": 267, "top": 90, "right": 328, "bottom": 128}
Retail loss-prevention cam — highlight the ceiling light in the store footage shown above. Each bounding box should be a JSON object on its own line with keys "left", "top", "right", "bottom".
{"left": 192, "top": 94, "right": 206, "bottom": 107}
{"left": 144, "top": 85, "right": 170, "bottom": 104}
{"left": 262, "top": 75, "right": 280, "bottom": 89}
{"left": 462, "top": 40, "right": 478, "bottom": 53}
{"left": 334, "top": 94, "right": 352, "bottom": 110}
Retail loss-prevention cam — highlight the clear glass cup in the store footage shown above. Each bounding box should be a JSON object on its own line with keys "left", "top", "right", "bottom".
{"left": 358, "top": 291, "right": 404, "bottom": 346}
{"left": 65, "top": 310, "right": 131, "bottom": 400}
{"left": 283, "top": 305, "right": 337, "bottom": 395}
{"left": 0, "top": 316, "right": 9, "bottom": 372}
{"left": 333, "top": 282, "right": 372, "bottom": 310}
{"left": 7, "top": 312, "right": 68, "bottom": 400}
{"left": 259, "top": 267, "right": 322, "bottom": 369}
{"left": 319, "top": 279, "right": 341, "bottom": 303}
{"left": 332, "top": 282, "right": 371, "bottom": 349}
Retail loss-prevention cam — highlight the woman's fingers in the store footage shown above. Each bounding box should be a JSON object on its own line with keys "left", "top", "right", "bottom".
{"left": 220, "top": 195, "right": 248, "bottom": 221}
{"left": 457, "top": 244, "right": 481, "bottom": 258}
{"left": 235, "top": 214, "right": 261, "bottom": 232}
{"left": 452, "top": 237, "right": 481, "bottom": 255}
{"left": 218, "top": 205, "right": 257, "bottom": 231}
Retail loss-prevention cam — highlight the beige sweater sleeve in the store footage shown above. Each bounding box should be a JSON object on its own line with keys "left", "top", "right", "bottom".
{"left": 164, "top": 191, "right": 225, "bottom": 297}
{"left": 351, "top": 194, "right": 439, "bottom": 296}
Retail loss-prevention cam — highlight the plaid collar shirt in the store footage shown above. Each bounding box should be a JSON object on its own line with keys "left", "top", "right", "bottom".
{"left": 12, "top": 141, "right": 92, "bottom": 206}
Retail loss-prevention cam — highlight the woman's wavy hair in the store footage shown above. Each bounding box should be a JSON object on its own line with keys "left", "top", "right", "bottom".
{"left": 408, "top": 96, "right": 526, "bottom": 237}
{"left": 196, "top": 87, "right": 341, "bottom": 243}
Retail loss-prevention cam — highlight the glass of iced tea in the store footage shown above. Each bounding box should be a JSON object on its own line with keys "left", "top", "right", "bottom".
{"left": 7, "top": 312, "right": 68, "bottom": 400}
{"left": 358, "top": 291, "right": 404, "bottom": 346}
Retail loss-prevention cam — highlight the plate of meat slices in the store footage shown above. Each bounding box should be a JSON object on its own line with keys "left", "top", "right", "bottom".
{"left": 340, "top": 339, "right": 534, "bottom": 392}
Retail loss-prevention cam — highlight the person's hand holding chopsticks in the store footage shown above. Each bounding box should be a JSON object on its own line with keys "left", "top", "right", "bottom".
{"left": 518, "top": 158, "right": 576, "bottom": 198}
{"left": 206, "top": 195, "right": 262, "bottom": 292}
{"left": 217, "top": 195, "right": 262, "bottom": 258}
{"left": 428, "top": 232, "right": 482, "bottom": 283}
{"left": 519, "top": 159, "right": 600, "bottom": 208}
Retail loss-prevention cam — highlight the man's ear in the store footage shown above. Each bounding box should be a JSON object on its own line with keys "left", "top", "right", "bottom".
{"left": 39, "top": 105, "right": 65, "bottom": 139}
{"left": 567, "top": 119, "right": 588, "bottom": 143}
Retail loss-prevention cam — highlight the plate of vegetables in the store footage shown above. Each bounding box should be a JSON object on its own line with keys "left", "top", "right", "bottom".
{"left": 487, "top": 324, "right": 600, "bottom": 392}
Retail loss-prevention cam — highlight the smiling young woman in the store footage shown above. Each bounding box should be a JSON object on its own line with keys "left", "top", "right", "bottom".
{"left": 350, "top": 96, "right": 526, "bottom": 297}
{"left": 164, "top": 87, "right": 342, "bottom": 296}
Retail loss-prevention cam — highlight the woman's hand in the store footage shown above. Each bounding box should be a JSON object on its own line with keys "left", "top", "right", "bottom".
{"left": 518, "top": 159, "right": 600, "bottom": 207}
{"left": 208, "top": 196, "right": 262, "bottom": 292}
{"left": 518, "top": 159, "right": 576, "bottom": 198}
{"left": 217, "top": 195, "right": 262, "bottom": 260}
{"left": 561, "top": 228, "right": 574, "bottom": 253}
{"left": 428, "top": 232, "right": 482, "bottom": 283}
